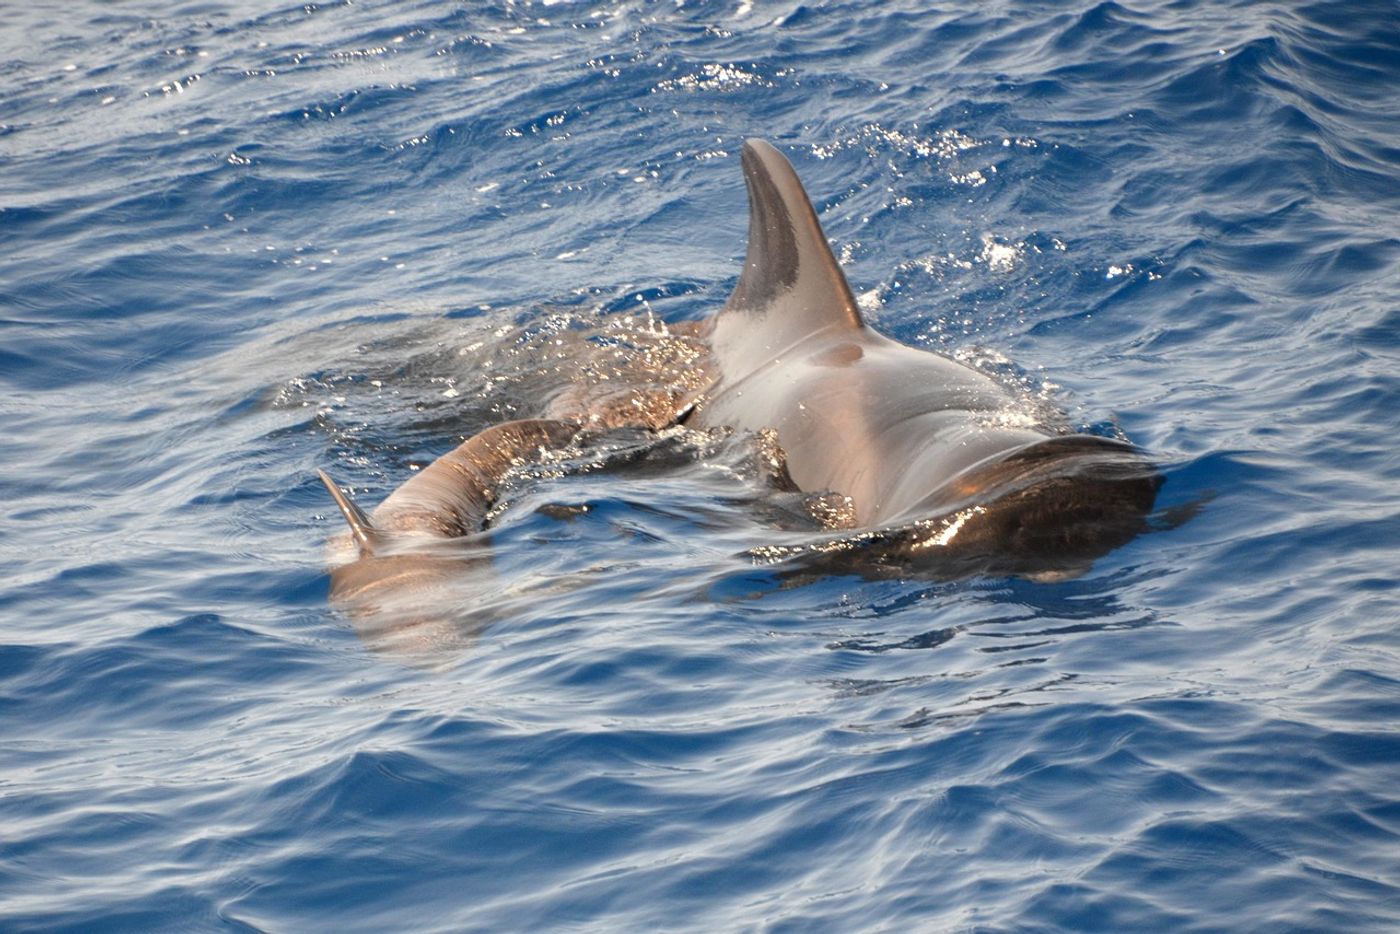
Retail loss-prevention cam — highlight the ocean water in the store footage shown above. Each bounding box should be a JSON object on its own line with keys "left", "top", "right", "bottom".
{"left": 3, "top": 0, "right": 1400, "bottom": 930}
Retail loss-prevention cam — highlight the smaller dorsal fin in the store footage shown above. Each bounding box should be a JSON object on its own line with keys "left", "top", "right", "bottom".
{"left": 317, "top": 469, "right": 379, "bottom": 555}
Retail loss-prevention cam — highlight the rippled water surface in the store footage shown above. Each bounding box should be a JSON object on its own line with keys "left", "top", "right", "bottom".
{"left": 4, "top": 1, "right": 1400, "bottom": 930}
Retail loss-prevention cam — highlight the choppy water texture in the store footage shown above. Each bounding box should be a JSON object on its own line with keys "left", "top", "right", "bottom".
{"left": 4, "top": 1, "right": 1400, "bottom": 930}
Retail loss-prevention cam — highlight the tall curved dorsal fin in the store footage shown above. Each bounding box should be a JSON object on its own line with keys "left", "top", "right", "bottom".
{"left": 721, "top": 139, "right": 864, "bottom": 351}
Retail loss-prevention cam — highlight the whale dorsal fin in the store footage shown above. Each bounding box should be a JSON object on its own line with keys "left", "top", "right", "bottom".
{"left": 318, "top": 468, "right": 380, "bottom": 555}
{"left": 720, "top": 139, "right": 864, "bottom": 353}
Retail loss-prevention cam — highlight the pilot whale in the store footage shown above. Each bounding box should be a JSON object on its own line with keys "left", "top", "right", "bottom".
{"left": 318, "top": 138, "right": 1158, "bottom": 637}
{"left": 690, "top": 140, "right": 1158, "bottom": 574}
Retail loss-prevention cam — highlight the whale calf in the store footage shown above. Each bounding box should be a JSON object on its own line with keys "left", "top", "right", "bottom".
{"left": 318, "top": 419, "right": 580, "bottom": 655}
{"left": 318, "top": 138, "right": 1159, "bottom": 640}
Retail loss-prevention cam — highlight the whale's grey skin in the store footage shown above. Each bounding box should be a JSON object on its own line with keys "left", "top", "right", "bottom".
{"left": 691, "top": 139, "right": 1158, "bottom": 574}
{"left": 318, "top": 138, "right": 1158, "bottom": 653}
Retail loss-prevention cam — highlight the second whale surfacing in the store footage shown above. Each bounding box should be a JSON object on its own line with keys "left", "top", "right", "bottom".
{"left": 319, "top": 138, "right": 1159, "bottom": 646}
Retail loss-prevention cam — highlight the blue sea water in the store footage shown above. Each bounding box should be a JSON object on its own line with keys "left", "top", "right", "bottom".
{"left": 4, "top": 0, "right": 1400, "bottom": 929}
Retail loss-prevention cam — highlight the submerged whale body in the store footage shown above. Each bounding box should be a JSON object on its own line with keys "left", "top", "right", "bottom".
{"left": 318, "top": 139, "right": 1159, "bottom": 644}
